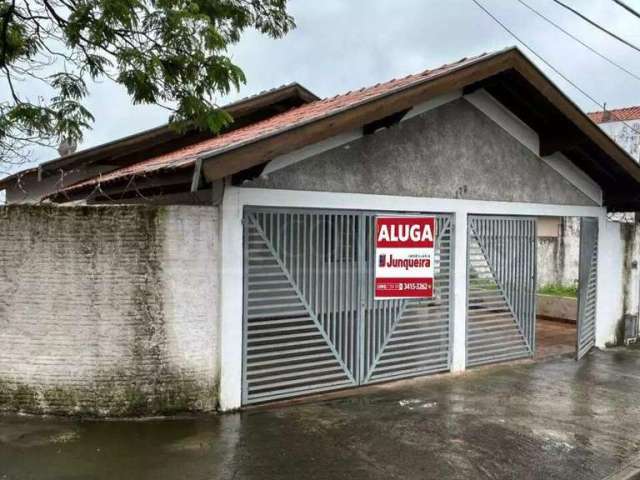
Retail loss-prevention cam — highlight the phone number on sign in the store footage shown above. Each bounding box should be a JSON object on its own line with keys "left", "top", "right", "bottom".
{"left": 377, "top": 282, "right": 431, "bottom": 291}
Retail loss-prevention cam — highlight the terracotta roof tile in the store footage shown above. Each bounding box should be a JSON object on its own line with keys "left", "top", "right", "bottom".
{"left": 61, "top": 51, "right": 497, "bottom": 195}
{"left": 588, "top": 106, "right": 640, "bottom": 124}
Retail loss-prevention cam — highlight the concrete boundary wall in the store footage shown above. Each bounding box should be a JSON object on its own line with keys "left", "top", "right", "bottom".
{"left": 0, "top": 205, "right": 219, "bottom": 416}
{"left": 537, "top": 218, "right": 581, "bottom": 288}
{"left": 619, "top": 221, "right": 640, "bottom": 340}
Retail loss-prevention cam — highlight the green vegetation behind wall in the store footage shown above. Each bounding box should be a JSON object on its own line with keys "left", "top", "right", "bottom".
{"left": 538, "top": 283, "right": 578, "bottom": 298}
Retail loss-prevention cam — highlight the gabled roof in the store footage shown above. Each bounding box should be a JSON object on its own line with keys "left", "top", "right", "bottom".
{"left": 59, "top": 52, "right": 495, "bottom": 194}
{"left": 0, "top": 82, "right": 318, "bottom": 190}
{"left": 588, "top": 106, "right": 640, "bottom": 124}
{"left": 41, "top": 47, "right": 640, "bottom": 210}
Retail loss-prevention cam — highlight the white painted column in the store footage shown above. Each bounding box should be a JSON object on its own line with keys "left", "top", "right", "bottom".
{"left": 218, "top": 187, "right": 244, "bottom": 411}
{"left": 595, "top": 213, "right": 625, "bottom": 348}
{"left": 626, "top": 228, "right": 640, "bottom": 319}
{"left": 451, "top": 209, "right": 468, "bottom": 372}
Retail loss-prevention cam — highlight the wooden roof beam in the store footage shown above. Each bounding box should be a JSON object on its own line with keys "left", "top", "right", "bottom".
{"left": 539, "top": 129, "right": 586, "bottom": 157}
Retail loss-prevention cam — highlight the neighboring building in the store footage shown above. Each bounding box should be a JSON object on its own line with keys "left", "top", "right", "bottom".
{"left": 536, "top": 106, "right": 640, "bottom": 292}
{"left": 589, "top": 106, "right": 640, "bottom": 162}
{"left": 2, "top": 47, "right": 640, "bottom": 415}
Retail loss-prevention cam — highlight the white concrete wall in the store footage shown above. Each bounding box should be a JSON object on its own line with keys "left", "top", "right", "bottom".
{"left": 599, "top": 119, "right": 640, "bottom": 162}
{"left": 623, "top": 224, "right": 640, "bottom": 319}
{"left": 596, "top": 218, "right": 626, "bottom": 347}
{"left": 0, "top": 205, "right": 219, "bottom": 416}
{"left": 614, "top": 221, "right": 640, "bottom": 344}
{"left": 595, "top": 117, "right": 640, "bottom": 343}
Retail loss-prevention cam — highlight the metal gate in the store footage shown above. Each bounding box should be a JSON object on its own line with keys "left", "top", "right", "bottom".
{"left": 577, "top": 217, "right": 598, "bottom": 360}
{"left": 243, "top": 208, "right": 453, "bottom": 404}
{"left": 466, "top": 216, "right": 536, "bottom": 367}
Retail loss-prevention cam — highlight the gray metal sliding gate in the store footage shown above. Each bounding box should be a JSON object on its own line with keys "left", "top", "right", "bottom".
{"left": 577, "top": 218, "right": 598, "bottom": 360}
{"left": 466, "top": 216, "right": 536, "bottom": 367}
{"left": 243, "top": 208, "right": 453, "bottom": 404}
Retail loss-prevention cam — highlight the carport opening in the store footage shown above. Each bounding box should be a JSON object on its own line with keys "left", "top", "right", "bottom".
{"left": 535, "top": 217, "right": 579, "bottom": 359}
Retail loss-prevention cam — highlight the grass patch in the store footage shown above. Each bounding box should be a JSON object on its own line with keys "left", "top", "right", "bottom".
{"left": 538, "top": 283, "right": 577, "bottom": 298}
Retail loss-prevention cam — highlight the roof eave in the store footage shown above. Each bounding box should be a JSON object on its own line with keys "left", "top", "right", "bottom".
{"left": 197, "top": 48, "right": 519, "bottom": 181}
{"left": 0, "top": 82, "right": 319, "bottom": 191}
{"left": 46, "top": 47, "right": 640, "bottom": 209}
{"left": 189, "top": 47, "right": 640, "bottom": 205}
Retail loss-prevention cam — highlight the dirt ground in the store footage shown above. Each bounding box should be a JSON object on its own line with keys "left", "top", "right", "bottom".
{"left": 2, "top": 348, "right": 640, "bottom": 480}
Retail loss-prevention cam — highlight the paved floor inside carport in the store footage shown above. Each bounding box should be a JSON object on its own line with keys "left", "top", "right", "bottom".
{"left": 3, "top": 349, "right": 640, "bottom": 480}
{"left": 536, "top": 318, "right": 576, "bottom": 359}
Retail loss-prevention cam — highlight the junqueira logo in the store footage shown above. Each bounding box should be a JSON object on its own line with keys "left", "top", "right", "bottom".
{"left": 374, "top": 216, "right": 436, "bottom": 299}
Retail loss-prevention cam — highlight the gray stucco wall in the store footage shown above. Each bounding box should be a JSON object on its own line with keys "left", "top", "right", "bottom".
{"left": 0, "top": 205, "right": 219, "bottom": 416}
{"left": 537, "top": 217, "right": 581, "bottom": 288}
{"left": 245, "top": 98, "right": 595, "bottom": 206}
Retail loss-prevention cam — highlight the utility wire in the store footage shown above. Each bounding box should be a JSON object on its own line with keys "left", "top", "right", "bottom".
{"left": 516, "top": 0, "right": 640, "bottom": 83}
{"left": 551, "top": 0, "right": 640, "bottom": 53}
{"left": 471, "top": 0, "right": 640, "bottom": 135}
{"left": 613, "top": 0, "right": 640, "bottom": 21}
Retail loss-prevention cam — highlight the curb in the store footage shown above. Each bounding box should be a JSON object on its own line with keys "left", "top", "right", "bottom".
{"left": 603, "top": 454, "right": 640, "bottom": 480}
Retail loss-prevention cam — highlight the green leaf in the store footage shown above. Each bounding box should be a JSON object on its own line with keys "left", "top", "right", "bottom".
{"left": 0, "top": 0, "right": 295, "bottom": 162}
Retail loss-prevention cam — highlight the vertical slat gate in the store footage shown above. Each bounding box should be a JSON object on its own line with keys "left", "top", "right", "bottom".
{"left": 577, "top": 217, "right": 598, "bottom": 360}
{"left": 243, "top": 210, "right": 357, "bottom": 404}
{"left": 466, "top": 215, "right": 536, "bottom": 367}
{"left": 243, "top": 207, "right": 453, "bottom": 404}
{"left": 361, "top": 214, "right": 453, "bottom": 382}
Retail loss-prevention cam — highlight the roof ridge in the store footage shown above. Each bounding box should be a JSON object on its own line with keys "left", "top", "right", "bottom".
{"left": 587, "top": 104, "right": 640, "bottom": 114}
{"left": 588, "top": 104, "right": 640, "bottom": 123}
{"left": 314, "top": 51, "right": 491, "bottom": 105}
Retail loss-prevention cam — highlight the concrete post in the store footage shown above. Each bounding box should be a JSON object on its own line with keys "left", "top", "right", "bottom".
{"left": 451, "top": 209, "right": 467, "bottom": 372}
{"left": 219, "top": 187, "right": 244, "bottom": 411}
{"left": 595, "top": 215, "right": 625, "bottom": 348}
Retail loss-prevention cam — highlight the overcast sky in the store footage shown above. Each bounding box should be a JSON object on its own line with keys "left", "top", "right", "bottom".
{"left": 11, "top": 0, "right": 640, "bottom": 171}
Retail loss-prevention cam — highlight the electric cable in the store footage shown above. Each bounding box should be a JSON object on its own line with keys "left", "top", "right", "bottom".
{"left": 552, "top": 0, "right": 640, "bottom": 54}
{"left": 515, "top": 0, "right": 640, "bottom": 83}
{"left": 613, "top": 0, "right": 640, "bottom": 21}
{"left": 471, "top": 0, "right": 640, "bottom": 135}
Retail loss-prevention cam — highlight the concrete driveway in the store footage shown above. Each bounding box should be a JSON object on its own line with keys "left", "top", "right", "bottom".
{"left": 2, "top": 349, "right": 640, "bottom": 480}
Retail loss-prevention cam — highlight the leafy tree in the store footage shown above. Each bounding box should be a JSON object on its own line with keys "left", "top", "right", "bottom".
{"left": 0, "top": 0, "right": 294, "bottom": 164}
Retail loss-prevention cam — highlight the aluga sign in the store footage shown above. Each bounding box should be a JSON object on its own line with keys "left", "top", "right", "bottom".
{"left": 374, "top": 216, "right": 436, "bottom": 299}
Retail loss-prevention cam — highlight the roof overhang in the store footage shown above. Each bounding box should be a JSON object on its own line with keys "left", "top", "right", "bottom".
{"left": 45, "top": 47, "right": 640, "bottom": 211}
{"left": 198, "top": 48, "right": 640, "bottom": 211}
{"left": 0, "top": 82, "right": 319, "bottom": 191}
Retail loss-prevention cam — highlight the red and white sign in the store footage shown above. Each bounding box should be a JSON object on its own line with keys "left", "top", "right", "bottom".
{"left": 374, "top": 216, "right": 436, "bottom": 299}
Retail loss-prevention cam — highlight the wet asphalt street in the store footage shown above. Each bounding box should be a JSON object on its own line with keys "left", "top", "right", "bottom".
{"left": 2, "top": 348, "right": 640, "bottom": 480}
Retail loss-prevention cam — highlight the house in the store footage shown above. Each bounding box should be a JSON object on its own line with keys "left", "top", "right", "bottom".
{"left": 588, "top": 105, "right": 640, "bottom": 162}
{"left": 2, "top": 47, "right": 640, "bottom": 415}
